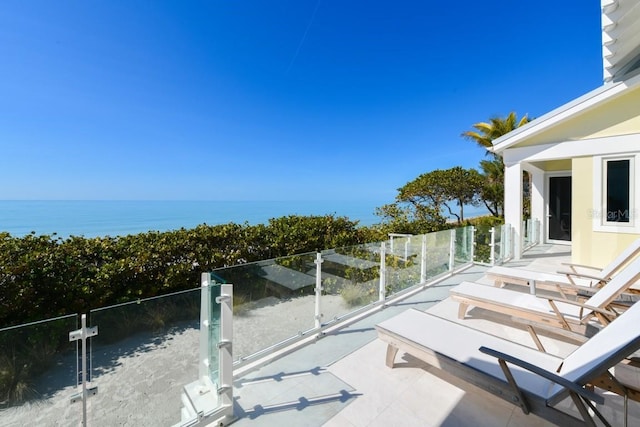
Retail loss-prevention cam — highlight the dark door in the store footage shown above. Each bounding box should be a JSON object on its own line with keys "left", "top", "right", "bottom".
{"left": 548, "top": 176, "right": 572, "bottom": 241}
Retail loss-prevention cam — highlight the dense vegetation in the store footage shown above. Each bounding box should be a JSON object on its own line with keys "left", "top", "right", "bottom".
{"left": 0, "top": 215, "right": 381, "bottom": 328}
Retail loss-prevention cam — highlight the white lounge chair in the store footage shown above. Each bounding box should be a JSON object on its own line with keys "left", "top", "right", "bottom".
{"left": 450, "top": 255, "right": 640, "bottom": 344}
{"left": 486, "top": 237, "right": 640, "bottom": 296}
{"left": 376, "top": 300, "right": 640, "bottom": 426}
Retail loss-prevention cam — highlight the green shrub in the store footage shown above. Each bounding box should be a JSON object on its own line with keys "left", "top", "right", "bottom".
{"left": 0, "top": 215, "right": 366, "bottom": 327}
{"left": 339, "top": 283, "right": 369, "bottom": 307}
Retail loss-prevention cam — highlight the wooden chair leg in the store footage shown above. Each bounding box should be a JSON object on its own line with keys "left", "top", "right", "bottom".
{"left": 385, "top": 344, "right": 399, "bottom": 368}
{"left": 458, "top": 303, "right": 469, "bottom": 319}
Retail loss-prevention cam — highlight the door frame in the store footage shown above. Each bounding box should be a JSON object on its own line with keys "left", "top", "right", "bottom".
{"left": 545, "top": 171, "right": 572, "bottom": 245}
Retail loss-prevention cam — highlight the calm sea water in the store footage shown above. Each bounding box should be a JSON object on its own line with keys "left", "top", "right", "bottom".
{"left": 0, "top": 200, "right": 386, "bottom": 238}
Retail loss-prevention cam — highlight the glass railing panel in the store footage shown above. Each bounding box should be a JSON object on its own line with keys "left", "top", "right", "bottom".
{"left": 522, "top": 219, "right": 531, "bottom": 248}
{"left": 494, "top": 225, "right": 504, "bottom": 264}
{"left": 320, "top": 244, "right": 380, "bottom": 323}
{"left": 503, "top": 223, "right": 512, "bottom": 260}
{"left": 212, "top": 252, "right": 317, "bottom": 363}
{"left": 88, "top": 288, "right": 201, "bottom": 426}
{"left": 422, "top": 228, "right": 453, "bottom": 278}
{"left": 454, "top": 226, "right": 473, "bottom": 268}
{"left": 387, "top": 234, "right": 414, "bottom": 261}
{"left": 473, "top": 224, "right": 492, "bottom": 264}
{"left": 385, "top": 237, "right": 421, "bottom": 296}
{"left": 0, "top": 315, "right": 79, "bottom": 426}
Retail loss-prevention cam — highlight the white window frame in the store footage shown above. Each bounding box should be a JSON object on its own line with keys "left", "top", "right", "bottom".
{"left": 593, "top": 154, "right": 639, "bottom": 233}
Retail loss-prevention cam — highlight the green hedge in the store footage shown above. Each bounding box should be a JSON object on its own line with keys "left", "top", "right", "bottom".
{"left": 0, "top": 215, "right": 375, "bottom": 327}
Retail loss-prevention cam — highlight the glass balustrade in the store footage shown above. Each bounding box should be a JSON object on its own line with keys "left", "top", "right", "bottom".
{"left": 320, "top": 243, "right": 381, "bottom": 324}
{"left": 522, "top": 219, "right": 531, "bottom": 249}
{"left": 210, "top": 252, "right": 318, "bottom": 363}
{"left": 1, "top": 224, "right": 491, "bottom": 425}
{"left": 423, "top": 229, "right": 455, "bottom": 277}
{"left": 0, "top": 315, "right": 79, "bottom": 426}
{"left": 454, "top": 226, "right": 474, "bottom": 268}
{"left": 87, "top": 288, "right": 201, "bottom": 426}
{"left": 494, "top": 224, "right": 504, "bottom": 264}
{"left": 385, "top": 236, "right": 421, "bottom": 297}
{"left": 473, "top": 224, "right": 492, "bottom": 264}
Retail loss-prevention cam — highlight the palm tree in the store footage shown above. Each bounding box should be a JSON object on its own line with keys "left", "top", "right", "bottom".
{"left": 462, "top": 112, "right": 530, "bottom": 217}
{"left": 462, "top": 112, "right": 529, "bottom": 156}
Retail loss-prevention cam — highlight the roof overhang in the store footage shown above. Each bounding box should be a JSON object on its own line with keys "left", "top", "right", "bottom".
{"left": 491, "top": 71, "right": 640, "bottom": 154}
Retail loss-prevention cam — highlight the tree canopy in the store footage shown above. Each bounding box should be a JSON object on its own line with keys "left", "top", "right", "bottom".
{"left": 374, "top": 166, "right": 484, "bottom": 230}
{"left": 398, "top": 166, "right": 484, "bottom": 224}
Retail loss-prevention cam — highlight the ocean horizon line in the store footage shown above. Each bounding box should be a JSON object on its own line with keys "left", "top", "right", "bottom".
{"left": 0, "top": 200, "right": 490, "bottom": 239}
{"left": 0, "top": 199, "right": 388, "bottom": 238}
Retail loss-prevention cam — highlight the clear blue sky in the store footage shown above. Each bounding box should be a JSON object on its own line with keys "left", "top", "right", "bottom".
{"left": 0, "top": 1, "right": 603, "bottom": 203}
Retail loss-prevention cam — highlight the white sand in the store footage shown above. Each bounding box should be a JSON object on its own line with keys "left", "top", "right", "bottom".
{"left": 1, "top": 294, "right": 353, "bottom": 427}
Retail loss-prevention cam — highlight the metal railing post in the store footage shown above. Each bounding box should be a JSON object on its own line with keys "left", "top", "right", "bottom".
{"left": 448, "top": 229, "right": 455, "bottom": 271}
{"left": 178, "top": 275, "right": 234, "bottom": 426}
{"left": 489, "top": 227, "right": 496, "bottom": 266}
{"left": 420, "top": 234, "right": 427, "bottom": 283}
{"left": 509, "top": 224, "right": 515, "bottom": 259}
{"left": 314, "top": 252, "right": 323, "bottom": 330}
{"left": 69, "top": 314, "right": 98, "bottom": 426}
{"left": 500, "top": 225, "right": 507, "bottom": 263}
{"left": 379, "top": 242, "right": 386, "bottom": 302}
{"left": 217, "top": 284, "right": 233, "bottom": 411}
{"left": 404, "top": 238, "right": 410, "bottom": 262}
{"left": 199, "top": 273, "right": 211, "bottom": 381}
{"left": 470, "top": 226, "right": 476, "bottom": 263}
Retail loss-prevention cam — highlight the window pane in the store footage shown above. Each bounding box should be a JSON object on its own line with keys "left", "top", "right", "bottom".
{"left": 607, "top": 159, "right": 630, "bottom": 223}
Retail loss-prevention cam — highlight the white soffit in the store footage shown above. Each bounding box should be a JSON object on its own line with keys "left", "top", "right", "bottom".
{"left": 602, "top": 0, "right": 640, "bottom": 82}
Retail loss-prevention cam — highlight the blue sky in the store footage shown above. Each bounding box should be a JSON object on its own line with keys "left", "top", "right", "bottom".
{"left": 1, "top": 1, "right": 603, "bottom": 203}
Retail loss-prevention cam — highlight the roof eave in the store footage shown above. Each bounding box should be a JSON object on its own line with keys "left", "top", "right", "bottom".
{"left": 492, "top": 72, "right": 640, "bottom": 154}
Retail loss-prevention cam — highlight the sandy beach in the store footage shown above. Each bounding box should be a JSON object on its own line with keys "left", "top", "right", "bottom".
{"left": 1, "top": 294, "right": 352, "bottom": 426}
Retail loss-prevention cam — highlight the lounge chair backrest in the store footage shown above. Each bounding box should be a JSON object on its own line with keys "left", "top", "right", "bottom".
{"left": 600, "top": 237, "right": 640, "bottom": 279}
{"left": 549, "top": 299, "right": 640, "bottom": 400}
{"left": 583, "top": 254, "right": 640, "bottom": 310}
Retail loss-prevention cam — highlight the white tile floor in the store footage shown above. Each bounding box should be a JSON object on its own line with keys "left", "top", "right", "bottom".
{"left": 230, "top": 245, "right": 640, "bottom": 427}
{"left": 324, "top": 339, "right": 533, "bottom": 427}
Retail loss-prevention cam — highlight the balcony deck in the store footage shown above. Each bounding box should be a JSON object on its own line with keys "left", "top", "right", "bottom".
{"left": 229, "top": 244, "right": 640, "bottom": 426}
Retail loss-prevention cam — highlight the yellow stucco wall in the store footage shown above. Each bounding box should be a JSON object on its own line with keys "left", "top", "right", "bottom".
{"left": 518, "top": 84, "right": 640, "bottom": 147}
{"left": 533, "top": 159, "right": 572, "bottom": 171}
{"left": 571, "top": 157, "right": 639, "bottom": 267}
{"left": 571, "top": 157, "right": 592, "bottom": 264}
{"left": 508, "top": 82, "right": 640, "bottom": 266}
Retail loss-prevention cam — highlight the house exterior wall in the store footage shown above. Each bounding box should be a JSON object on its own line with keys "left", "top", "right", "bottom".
{"left": 584, "top": 88, "right": 640, "bottom": 138}
{"left": 572, "top": 152, "right": 640, "bottom": 268}
{"left": 571, "top": 157, "right": 595, "bottom": 265}
{"left": 501, "top": 86, "right": 640, "bottom": 265}
{"left": 512, "top": 84, "right": 640, "bottom": 148}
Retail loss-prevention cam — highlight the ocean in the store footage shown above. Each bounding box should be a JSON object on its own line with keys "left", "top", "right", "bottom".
{"left": 0, "top": 200, "right": 387, "bottom": 238}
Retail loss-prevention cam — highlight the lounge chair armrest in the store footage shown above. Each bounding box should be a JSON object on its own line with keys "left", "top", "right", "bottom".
{"left": 555, "top": 270, "right": 606, "bottom": 282}
{"left": 541, "top": 281, "right": 589, "bottom": 293}
{"left": 544, "top": 297, "right": 618, "bottom": 317}
{"left": 561, "top": 262, "right": 600, "bottom": 271}
{"left": 479, "top": 346, "right": 605, "bottom": 404}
